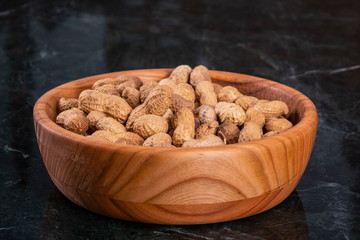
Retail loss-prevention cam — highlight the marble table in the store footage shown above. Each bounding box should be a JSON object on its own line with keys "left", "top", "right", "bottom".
{"left": 1, "top": 0, "right": 359, "bottom": 239}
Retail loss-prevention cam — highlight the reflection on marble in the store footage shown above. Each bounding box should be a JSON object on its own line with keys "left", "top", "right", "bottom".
{"left": 0, "top": 0, "right": 359, "bottom": 239}
{"left": 39, "top": 188, "right": 309, "bottom": 240}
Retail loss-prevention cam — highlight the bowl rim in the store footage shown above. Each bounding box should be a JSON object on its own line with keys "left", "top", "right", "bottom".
{"left": 33, "top": 68, "right": 318, "bottom": 153}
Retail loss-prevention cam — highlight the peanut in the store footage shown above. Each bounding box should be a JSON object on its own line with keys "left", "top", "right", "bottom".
{"left": 217, "top": 86, "right": 242, "bottom": 103}
{"left": 56, "top": 108, "right": 88, "bottom": 134}
{"left": 253, "top": 100, "right": 289, "bottom": 119}
{"left": 265, "top": 117, "right": 293, "bottom": 133}
{"left": 216, "top": 122, "right": 240, "bottom": 144}
{"left": 173, "top": 83, "right": 195, "bottom": 102}
{"left": 96, "top": 117, "right": 126, "bottom": 134}
{"left": 90, "top": 130, "right": 119, "bottom": 143}
{"left": 132, "top": 114, "right": 169, "bottom": 139}
{"left": 143, "top": 133, "right": 173, "bottom": 147}
{"left": 57, "top": 97, "right": 79, "bottom": 113}
{"left": 115, "top": 132, "right": 144, "bottom": 145}
{"left": 245, "top": 107, "right": 265, "bottom": 127}
{"left": 263, "top": 131, "right": 277, "bottom": 138}
{"left": 79, "top": 90, "right": 132, "bottom": 124}
{"left": 182, "top": 135, "right": 225, "bottom": 148}
{"left": 195, "top": 121, "right": 219, "bottom": 139}
{"left": 122, "top": 87, "right": 140, "bottom": 108}
{"left": 170, "top": 94, "right": 195, "bottom": 112}
{"left": 168, "top": 65, "right": 192, "bottom": 84}
{"left": 93, "top": 84, "right": 120, "bottom": 96}
{"left": 196, "top": 105, "right": 217, "bottom": 124}
{"left": 86, "top": 111, "right": 107, "bottom": 131}
{"left": 92, "top": 75, "right": 141, "bottom": 90}
{"left": 195, "top": 81, "right": 217, "bottom": 107}
{"left": 139, "top": 80, "right": 158, "bottom": 103}
{"left": 172, "top": 108, "right": 195, "bottom": 146}
{"left": 235, "top": 95, "right": 259, "bottom": 111}
{"left": 215, "top": 102, "right": 246, "bottom": 126}
{"left": 190, "top": 65, "right": 211, "bottom": 87}
{"left": 238, "top": 122, "right": 263, "bottom": 142}
{"left": 212, "top": 83, "right": 223, "bottom": 95}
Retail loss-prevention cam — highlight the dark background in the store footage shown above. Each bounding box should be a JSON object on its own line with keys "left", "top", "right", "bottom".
{"left": 0, "top": 0, "right": 359, "bottom": 239}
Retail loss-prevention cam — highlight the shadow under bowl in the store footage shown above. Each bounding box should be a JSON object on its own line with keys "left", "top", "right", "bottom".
{"left": 33, "top": 69, "right": 318, "bottom": 225}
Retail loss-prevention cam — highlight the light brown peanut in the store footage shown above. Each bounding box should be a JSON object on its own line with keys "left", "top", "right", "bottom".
{"left": 170, "top": 94, "right": 195, "bottom": 112}
{"left": 139, "top": 80, "right": 158, "bottom": 103}
{"left": 172, "top": 108, "right": 195, "bottom": 146}
{"left": 190, "top": 65, "right": 211, "bottom": 87}
{"left": 195, "top": 81, "right": 217, "bottom": 107}
{"left": 122, "top": 87, "right": 140, "bottom": 108}
{"left": 57, "top": 97, "right": 79, "bottom": 113}
{"left": 235, "top": 95, "right": 259, "bottom": 111}
{"left": 238, "top": 122, "right": 263, "bottom": 142}
{"left": 217, "top": 86, "right": 242, "bottom": 103}
{"left": 56, "top": 108, "right": 88, "bottom": 135}
{"left": 79, "top": 90, "right": 132, "bottom": 124}
{"left": 132, "top": 114, "right": 169, "bottom": 139}
{"left": 245, "top": 107, "right": 265, "bottom": 127}
{"left": 143, "top": 133, "right": 173, "bottom": 147}
{"left": 215, "top": 102, "right": 246, "bottom": 126}
{"left": 216, "top": 122, "right": 240, "bottom": 144}
{"left": 168, "top": 65, "right": 192, "bottom": 84}
{"left": 253, "top": 100, "right": 289, "bottom": 119}
{"left": 195, "top": 121, "right": 219, "bottom": 139}
{"left": 115, "top": 132, "right": 144, "bottom": 145}
{"left": 90, "top": 130, "right": 119, "bottom": 143}
{"left": 173, "top": 83, "right": 195, "bottom": 102}
{"left": 265, "top": 117, "right": 293, "bottom": 133}
{"left": 182, "top": 135, "right": 225, "bottom": 148}
{"left": 93, "top": 84, "right": 120, "bottom": 96}
{"left": 96, "top": 117, "right": 126, "bottom": 134}
{"left": 86, "top": 111, "right": 107, "bottom": 131}
{"left": 196, "top": 105, "right": 217, "bottom": 124}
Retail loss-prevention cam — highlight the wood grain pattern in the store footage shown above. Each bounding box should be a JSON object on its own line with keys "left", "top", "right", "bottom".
{"left": 33, "top": 69, "right": 318, "bottom": 224}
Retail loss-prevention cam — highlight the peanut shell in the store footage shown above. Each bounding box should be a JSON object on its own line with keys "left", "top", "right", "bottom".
{"left": 56, "top": 108, "right": 88, "bottom": 134}
{"left": 238, "top": 122, "right": 263, "bottom": 142}
{"left": 132, "top": 114, "right": 169, "bottom": 139}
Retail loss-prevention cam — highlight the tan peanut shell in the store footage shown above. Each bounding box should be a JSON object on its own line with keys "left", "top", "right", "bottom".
{"left": 172, "top": 108, "right": 195, "bottom": 147}
{"left": 158, "top": 78, "right": 176, "bottom": 89}
{"left": 197, "top": 105, "right": 217, "bottom": 124}
{"left": 190, "top": 65, "right": 211, "bottom": 87}
{"left": 92, "top": 76, "right": 136, "bottom": 89}
{"left": 86, "top": 111, "right": 107, "bottom": 131}
{"left": 162, "top": 109, "right": 173, "bottom": 127}
{"left": 90, "top": 130, "right": 119, "bottom": 143}
{"left": 265, "top": 117, "right": 293, "bottom": 133}
{"left": 79, "top": 90, "right": 132, "bottom": 124}
{"left": 235, "top": 95, "right": 259, "bottom": 111}
{"left": 216, "top": 122, "right": 240, "bottom": 144}
{"left": 253, "top": 100, "right": 289, "bottom": 119}
{"left": 139, "top": 80, "right": 158, "bottom": 103}
{"left": 263, "top": 131, "right": 278, "bottom": 138}
{"left": 115, "top": 132, "right": 144, "bottom": 145}
{"left": 238, "top": 122, "right": 263, "bottom": 142}
{"left": 168, "top": 65, "right": 192, "bottom": 84}
{"left": 144, "top": 85, "right": 173, "bottom": 116}
{"left": 57, "top": 97, "right": 79, "bottom": 113}
{"left": 212, "top": 83, "right": 223, "bottom": 95}
{"left": 143, "top": 133, "right": 173, "bottom": 147}
{"left": 173, "top": 83, "right": 196, "bottom": 102}
{"left": 93, "top": 84, "right": 120, "bottom": 96}
{"left": 132, "top": 114, "right": 169, "bottom": 139}
{"left": 182, "top": 135, "right": 225, "bottom": 148}
{"left": 117, "top": 77, "right": 142, "bottom": 94}
{"left": 215, "top": 102, "right": 246, "bottom": 126}
{"left": 56, "top": 108, "right": 88, "bottom": 135}
{"left": 245, "top": 107, "right": 265, "bottom": 127}
{"left": 122, "top": 87, "right": 140, "bottom": 108}
{"left": 217, "top": 86, "right": 242, "bottom": 103}
{"left": 195, "top": 81, "right": 218, "bottom": 107}
{"left": 170, "top": 94, "right": 195, "bottom": 112}
{"left": 195, "top": 121, "right": 219, "bottom": 139}
{"left": 96, "top": 117, "right": 127, "bottom": 134}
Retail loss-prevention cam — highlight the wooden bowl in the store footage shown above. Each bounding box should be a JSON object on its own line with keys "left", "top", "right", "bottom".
{"left": 33, "top": 69, "right": 318, "bottom": 225}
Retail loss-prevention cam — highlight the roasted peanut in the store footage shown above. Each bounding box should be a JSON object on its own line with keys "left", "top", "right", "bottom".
{"left": 122, "top": 87, "right": 140, "bottom": 108}
{"left": 196, "top": 105, "right": 217, "bottom": 124}
{"left": 253, "top": 100, "right": 289, "bottom": 119}
{"left": 132, "top": 114, "right": 169, "bottom": 139}
{"left": 79, "top": 90, "right": 132, "bottom": 124}
{"left": 182, "top": 135, "right": 225, "bottom": 147}
{"left": 57, "top": 97, "right": 79, "bottom": 113}
{"left": 215, "top": 102, "right": 246, "bottom": 126}
{"left": 173, "top": 83, "right": 195, "bottom": 102}
{"left": 139, "top": 80, "right": 158, "bottom": 103}
{"left": 195, "top": 121, "right": 219, "bottom": 139}
{"left": 96, "top": 117, "right": 126, "bottom": 134}
{"left": 190, "top": 65, "right": 211, "bottom": 87}
{"left": 235, "top": 95, "right": 259, "bottom": 111}
{"left": 216, "top": 122, "right": 240, "bottom": 144}
{"left": 245, "top": 107, "right": 265, "bottom": 127}
{"left": 86, "top": 111, "right": 107, "bottom": 131}
{"left": 172, "top": 108, "right": 195, "bottom": 146}
{"left": 238, "top": 122, "right": 263, "bottom": 142}
{"left": 56, "top": 108, "right": 88, "bottom": 134}
{"left": 170, "top": 94, "right": 195, "bottom": 112}
{"left": 217, "top": 86, "right": 242, "bottom": 103}
{"left": 265, "top": 117, "right": 293, "bottom": 133}
{"left": 195, "top": 81, "right": 217, "bottom": 107}
{"left": 143, "top": 133, "right": 173, "bottom": 147}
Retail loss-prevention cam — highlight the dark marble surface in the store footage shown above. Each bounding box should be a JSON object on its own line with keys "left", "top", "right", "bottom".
{"left": 0, "top": 0, "right": 359, "bottom": 239}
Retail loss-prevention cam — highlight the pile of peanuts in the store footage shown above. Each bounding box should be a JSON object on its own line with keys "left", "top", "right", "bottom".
{"left": 56, "top": 65, "right": 293, "bottom": 147}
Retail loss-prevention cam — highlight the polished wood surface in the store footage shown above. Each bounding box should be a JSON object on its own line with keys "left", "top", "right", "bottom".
{"left": 33, "top": 69, "right": 318, "bottom": 224}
